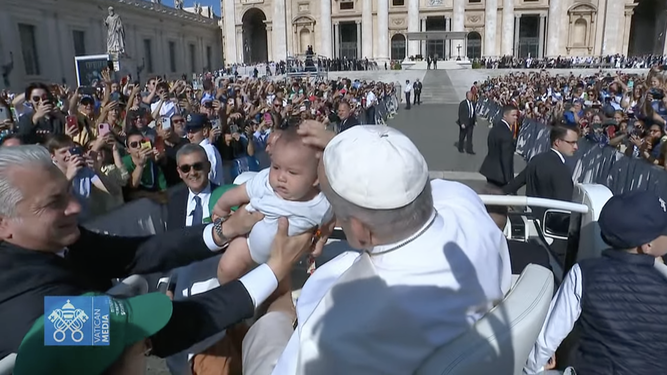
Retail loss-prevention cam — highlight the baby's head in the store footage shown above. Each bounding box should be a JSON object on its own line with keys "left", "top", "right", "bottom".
{"left": 269, "top": 125, "right": 319, "bottom": 201}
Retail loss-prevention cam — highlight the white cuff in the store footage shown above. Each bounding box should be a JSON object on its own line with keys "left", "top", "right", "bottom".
{"left": 203, "top": 223, "right": 222, "bottom": 251}
{"left": 239, "top": 263, "right": 279, "bottom": 309}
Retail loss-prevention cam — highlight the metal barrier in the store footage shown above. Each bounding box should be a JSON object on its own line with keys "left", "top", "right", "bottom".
{"left": 356, "top": 89, "right": 400, "bottom": 126}
{"left": 475, "top": 97, "right": 667, "bottom": 195}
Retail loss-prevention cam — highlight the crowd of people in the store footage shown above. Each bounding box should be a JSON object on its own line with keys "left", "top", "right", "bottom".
{"left": 474, "top": 54, "right": 667, "bottom": 69}
{"left": 0, "top": 71, "right": 398, "bottom": 222}
{"left": 475, "top": 64, "right": 667, "bottom": 169}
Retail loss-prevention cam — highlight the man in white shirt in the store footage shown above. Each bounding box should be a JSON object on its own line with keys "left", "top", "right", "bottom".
{"left": 365, "top": 89, "right": 377, "bottom": 124}
{"left": 185, "top": 113, "right": 224, "bottom": 185}
{"left": 242, "top": 123, "right": 512, "bottom": 375}
{"left": 404, "top": 79, "right": 413, "bottom": 110}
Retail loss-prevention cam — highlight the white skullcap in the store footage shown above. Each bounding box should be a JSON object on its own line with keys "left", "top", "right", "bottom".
{"left": 323, "top": 125, "right": 429, "bottom": 209}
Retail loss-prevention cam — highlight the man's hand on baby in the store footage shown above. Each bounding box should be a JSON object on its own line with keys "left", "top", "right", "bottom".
{"left": 267, "top": 217, "right": 319, "bottom": 281}
{"left": 311, "top": 217, "right": 336, "bottom": 258}
{"left": 213, "top": 205, "right": 264, "bottom": 244}
{"left": 297, "top": 120, "right": 335, "bottom": 153}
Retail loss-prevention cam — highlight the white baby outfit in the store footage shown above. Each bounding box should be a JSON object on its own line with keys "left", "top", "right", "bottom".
{"left": 245, "top": 168, "right": 333, "bottom": 263}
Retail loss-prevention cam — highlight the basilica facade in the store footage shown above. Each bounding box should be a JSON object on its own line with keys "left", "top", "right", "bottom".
{"left": 221, "top": 0, "right": 667, "bottom": 64}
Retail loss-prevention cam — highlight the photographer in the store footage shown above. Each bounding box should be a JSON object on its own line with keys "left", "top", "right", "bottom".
{"left": 17, "top": 83, "right": 65, "bottom": 143}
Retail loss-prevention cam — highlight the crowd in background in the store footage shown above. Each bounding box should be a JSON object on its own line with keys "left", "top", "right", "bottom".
{"left": 476, "top": 65, "right": 667, "bottom": 169}
{"left": 0, "top": 70, "right": 397, "bottom": 222}
{"left": 475, "top": 55, "right": 667, "bottom": 69}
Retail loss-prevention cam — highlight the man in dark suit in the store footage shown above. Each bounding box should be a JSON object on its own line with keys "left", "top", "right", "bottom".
{"left": 0, "top": 145, "right": 319, "bottom": 360}
{"left": 503, "top": 125, "right": 579, "bottom": 223}
{"left": 413, "top": 79, "right": 422, "bottom": 106}
{"left": 167, "top": 143, "right": 219, "bottom": 231}
{"left": 478, "top": 184, "right": 553, "bottom": 275}
{"left": 457, "top": 91, "right": 477, "bottom": 154}
{"left": 479, "top": 105, "right": 519, "bottom": 187}
{"left": 337, "top": 101, "right": 360, "bottom": 132}
{"left": 164, "top": 143, "right": 223, "bottom": 373}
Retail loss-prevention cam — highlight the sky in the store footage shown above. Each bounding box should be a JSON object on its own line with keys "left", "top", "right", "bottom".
{"left": 180, "top": 0, "right": 221, "bottom": 17}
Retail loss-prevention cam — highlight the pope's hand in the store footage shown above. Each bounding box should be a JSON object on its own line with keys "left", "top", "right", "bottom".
{"left": 297, "top": 120, "right": 335, "bottom": 151}
{"left": 312, "top": 217, "right": 336, "bottom": 258}
{"left": 267, "top": 217, "right": 317, "bottom": 281}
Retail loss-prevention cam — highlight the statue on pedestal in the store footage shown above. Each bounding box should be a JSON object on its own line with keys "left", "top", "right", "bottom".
{"left": 104, "top": 7, "right": 126, "bottom": 56}
{"left": 174, "top": 0, "right": 183, "bottom": 9}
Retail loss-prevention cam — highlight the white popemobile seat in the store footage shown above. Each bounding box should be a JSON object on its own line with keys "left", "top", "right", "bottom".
{"left": 415, "top": 264, "right": 554, "bottom": 375}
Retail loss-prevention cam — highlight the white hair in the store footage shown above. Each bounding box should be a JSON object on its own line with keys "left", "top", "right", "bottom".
{"left": 0, "top": 145, "right": 56, "bottom": 218}
{"left": 324, "top": 182, "right": 434, "bottom": 242}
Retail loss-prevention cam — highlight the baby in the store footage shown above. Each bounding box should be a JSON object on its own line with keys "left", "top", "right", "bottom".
{"left": 215, "top": 125, "right": 333, "bottom": 285}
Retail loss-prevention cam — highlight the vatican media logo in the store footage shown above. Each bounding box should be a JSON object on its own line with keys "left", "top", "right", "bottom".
{"left": 44, "top": 296, "right": 111, "bottom": 346}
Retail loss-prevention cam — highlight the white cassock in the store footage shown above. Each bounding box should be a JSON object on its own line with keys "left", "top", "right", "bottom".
{"left": 271, "top": 179, "right": 512, "bottom": 374}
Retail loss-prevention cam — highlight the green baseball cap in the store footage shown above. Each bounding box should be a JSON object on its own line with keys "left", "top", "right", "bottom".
{"left": 14, "top": 292, "right": 173, "bottom": 375}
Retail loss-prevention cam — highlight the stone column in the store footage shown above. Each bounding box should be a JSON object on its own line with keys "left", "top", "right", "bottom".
{"left": 538, "top": 15, "right": 546, "bottom": 57}
{"left": 272, "top": 0, "right": 287, "bottom": 61}
{"left": 320, "top": 0, "right": 333, "bottom": 58}
{"left": 236, "top": 27, "right": 244, "bottom": 64}
{"left": 622, "top": 10, "right": 633, "bottom": 55}
{"left": 377, "top": 0, "right": 389, "bottom": 61}
{"left": 223, "top": 0, "right": 238, "bottom": 64}
{"left": 546, "top": 0, "right": 561, "bottom": 56}
{"left": 453, "top": 0, "right": 465, "bottom": 60}
{"left": 501, "top": 0, "right": 514, "bottom": 56}
{"left": 420, "top": 18, "right": 426, "bottom": 56}
{"left": 362, "top": 0, "right": 373, "bottom": 59}
{"left": 407, "top": 0, "right": 420, "bottom": 58}
{"left": 602, "top": 0, "right": 623, "bottom": 55}
{"left": 334, "top": 22, "right": 340, "bottom": 58}
{"left": 356, "top": 21, "right": 362, "bottom": 59}
{"left": 266, "top": 25, "right": 274, "bottom": 61}
{"left": 513, "top": 15, "right": 520, "bottom": 57}
{"left": 484, "top": 0, "right": 498, "bottom": 57}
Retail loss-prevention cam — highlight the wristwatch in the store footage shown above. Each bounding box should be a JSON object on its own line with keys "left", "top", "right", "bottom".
{"left": 213, "top": 216, "right": 229, "bottom": 246}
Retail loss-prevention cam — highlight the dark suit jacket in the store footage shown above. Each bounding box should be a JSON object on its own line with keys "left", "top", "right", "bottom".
{"left": 340, "top": 116, "right": 360, "bottom": 132}
{"left": 0, "top": 226, "right": 253, "bottom": 358}
{"left": 503, "top": 150, "right": 574, "bottom": 221}
{"left": 457, "top": 99, "right": 476, "bottom": 127}
{"left": 166, "top": 183, "right": 220, "bottom": 231}
{"left": 479, "top": 119, "right": 515, "bottom": 185}
{"left": 413, "top": 82, "right": 422, "bottom": 94}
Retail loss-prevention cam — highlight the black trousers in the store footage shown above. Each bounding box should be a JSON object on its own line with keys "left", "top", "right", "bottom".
{"left": 405, "top": 92, "right": 411, "bottom": 109}
{"left": 413, "top": 92, "right": 421, "bottom": 105}
{"left": 458, "top": 124, "right": 474, "bottom": 152}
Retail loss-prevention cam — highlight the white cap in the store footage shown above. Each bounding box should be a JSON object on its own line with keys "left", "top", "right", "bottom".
{"left": 323, "top": 126, "right": 429, "bottom": 209}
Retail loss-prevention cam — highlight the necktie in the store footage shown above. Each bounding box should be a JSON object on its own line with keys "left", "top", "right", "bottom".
{"left": 468, "top": 100, "right": 472, "bottom": 117}
{"left": 192, "top": 196, "right": 203, "bottom": 225}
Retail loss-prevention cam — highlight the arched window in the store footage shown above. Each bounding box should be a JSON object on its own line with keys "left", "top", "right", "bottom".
{"left": 467, "top": 32, "right": 482, "bottom": 59}
{"left": 391, "top": 34, "right": 406, "bottom": 60}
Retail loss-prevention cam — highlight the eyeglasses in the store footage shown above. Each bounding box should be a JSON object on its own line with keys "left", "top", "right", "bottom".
{"left": 179, "top": 162, "right": 205, "bottom": 173}
{"left": 32, "top": 95, "right": 49, "bottom": 102}
{"left": 172, "top": 118, "right": 185, "bottom": 124}
{"left": 560, "top": 139, "right": 578, "bottom": 145}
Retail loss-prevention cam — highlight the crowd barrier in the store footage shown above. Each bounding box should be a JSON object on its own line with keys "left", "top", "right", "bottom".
{"left": 476, "top": 97, "right": 667, "bottom": 195}
{"left": 357, "top": 86, "right": 400, "bottom": 126}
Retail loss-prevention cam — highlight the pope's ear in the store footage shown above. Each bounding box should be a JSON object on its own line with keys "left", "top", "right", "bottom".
{"left": 0, "top": 216, "right": 12, "bottom": 241}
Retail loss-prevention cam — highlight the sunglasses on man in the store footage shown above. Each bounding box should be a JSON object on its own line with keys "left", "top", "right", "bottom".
{"left": 179, "top": 162, "right": 205, "bottom": 173}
